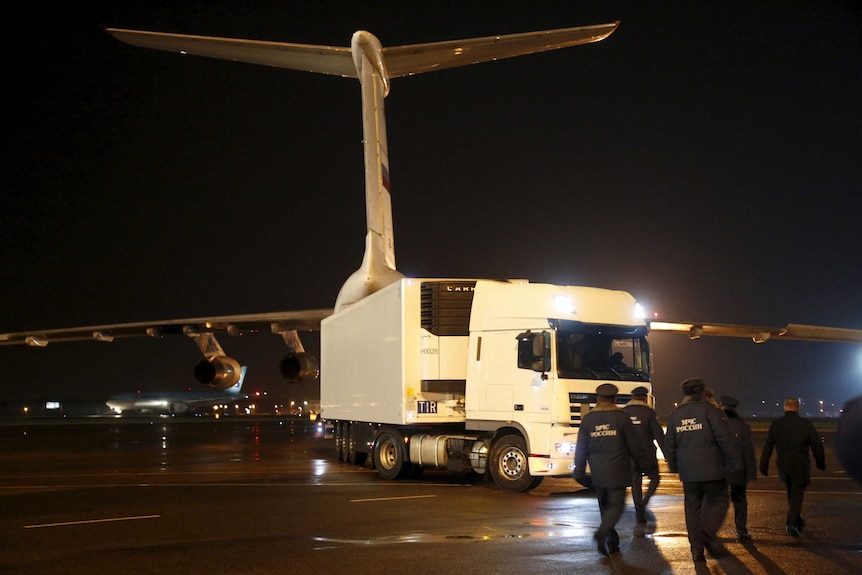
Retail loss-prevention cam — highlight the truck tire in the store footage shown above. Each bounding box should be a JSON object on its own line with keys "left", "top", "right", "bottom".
{"left": 488, "top": 434, "right": 539, "bottom": 492}
{"left": 373, "top": 428, "right": 409, "bottom": 480}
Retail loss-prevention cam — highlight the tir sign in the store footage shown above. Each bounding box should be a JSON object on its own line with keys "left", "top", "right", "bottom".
{"left": 417, "top": 401, "right": 438, "bottom": 414}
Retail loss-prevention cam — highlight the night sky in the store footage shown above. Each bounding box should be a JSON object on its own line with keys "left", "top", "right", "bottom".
{"left": 4, "top": 1, "right": 861, "bottom": 416}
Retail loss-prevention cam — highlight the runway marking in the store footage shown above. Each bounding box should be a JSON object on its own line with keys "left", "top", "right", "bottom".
{"left": 24, "top": 514, "right": 160, "bottom": 529}
{"left": 350, "top": 494, "right": 437, "bottom": 503}
{"left": 0, "top": 481, "right": 468, "bottom": 490}
{"left": 749, "top": 489, "right": 862, "bottom": 496}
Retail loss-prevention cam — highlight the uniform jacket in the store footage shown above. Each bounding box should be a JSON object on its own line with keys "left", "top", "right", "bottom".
{"left": 573, "top": 402, "right": 653, "bottom": 489}
{"left": 664, "top": 396, "right": 740, "bottom": 482}
{"left": 725, "top": 410, "right": 756, "bottom": 485}
{"left": 760, "top": 411, "right": 825, "bottom": 485}
{"left": 623, "top": 398, "right": 665, "bottom": 463}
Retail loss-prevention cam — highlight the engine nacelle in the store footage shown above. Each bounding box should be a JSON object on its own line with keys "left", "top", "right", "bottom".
{"left": 194, "top": 356, "right": 242, "bottom": 389}
{"left": 279, "top": 352, "right": 319, "bottom": 384}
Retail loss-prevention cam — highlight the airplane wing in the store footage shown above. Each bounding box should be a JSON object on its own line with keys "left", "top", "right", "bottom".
{"left": 0, "top": 309, "right": 331, "bottom": 347}
{"left": 7, "top": 311, "right": 858, "bottom": 347}
{"left": 648, "top": 320, "right": 862, "bottom": 344}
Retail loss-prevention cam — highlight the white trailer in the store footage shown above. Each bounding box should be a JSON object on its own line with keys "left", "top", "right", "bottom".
{"left": 322, "top": 278, "right": 651, "bottom": 491}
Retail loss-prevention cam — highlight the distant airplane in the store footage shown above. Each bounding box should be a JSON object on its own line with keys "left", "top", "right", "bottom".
{"left": 1, "top": 23, "right": 860, "bottom": 389}
{"left": 106, "top": 366, "right": 248, "bottom": 415}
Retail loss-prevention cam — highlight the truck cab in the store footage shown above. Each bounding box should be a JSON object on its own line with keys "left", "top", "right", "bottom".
{"left": 464, "top": 281, "right": 651, "bottom": 490}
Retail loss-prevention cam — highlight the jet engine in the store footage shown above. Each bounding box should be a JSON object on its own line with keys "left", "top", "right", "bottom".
{"left": 280, "top": 352, "right": 319, "bottom": 384}
{"left": 194, "top": 356, "right": 242, "bottom": 389}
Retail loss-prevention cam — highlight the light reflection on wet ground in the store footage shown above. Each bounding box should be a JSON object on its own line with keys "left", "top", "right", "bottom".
{"left": 0, "top": 418, "right": 859, "bottom": 575}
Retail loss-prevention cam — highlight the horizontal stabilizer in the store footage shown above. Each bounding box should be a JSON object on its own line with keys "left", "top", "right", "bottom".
{"left": 383, "top": 22, "right": 619, "bottom": 78}
{"left": 105, "top": 22, "right": 618, "bottom": 81}
{"left": 106, "top": 28, "right": 356, "bottom": 77}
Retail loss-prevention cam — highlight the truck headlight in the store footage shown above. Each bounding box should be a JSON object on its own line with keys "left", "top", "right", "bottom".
{"left": 555, "top": 442, "right": 575, "bottom": 456}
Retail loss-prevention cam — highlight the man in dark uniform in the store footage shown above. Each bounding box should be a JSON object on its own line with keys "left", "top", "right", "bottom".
{"left": 720, "top": 395, "right": 756, "bottom": 540}
{"left": 664, "top": 378, "right": 739, "bottom": 562}
{"left": 573, "top": 383, "right": 655, "bottom": 557}
{"left": 623, "top": 386, "right": 665, "bottom": 524}
{"left": 760, "top": 397, "right": 825, "bottom": 536}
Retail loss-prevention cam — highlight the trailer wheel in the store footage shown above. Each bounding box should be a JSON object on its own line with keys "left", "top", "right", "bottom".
{"left": 374, "top": 428, "right": 409, "bottom": 480}
{"left": 488, "top": 434, "right": 536, "bottom": 492}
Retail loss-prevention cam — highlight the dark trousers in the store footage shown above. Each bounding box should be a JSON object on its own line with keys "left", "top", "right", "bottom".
{"left": 632, "top": 469, "right": 660, "bottom": 510}
{"left": 595, "top": 487, "right": 626, "bottom": 547}
{"left": 682, "top": 479, "right": 729, "bottom": 555}
{"left": 729, "top": 483, "right": 749, "bottom": 535}
{"left": 782, "top": 476, "right": 808, "bottom": 529}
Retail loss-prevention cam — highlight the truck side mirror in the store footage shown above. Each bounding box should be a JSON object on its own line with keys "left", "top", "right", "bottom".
{"left": 516, "top": 331, "right": 551, "bottom": 373}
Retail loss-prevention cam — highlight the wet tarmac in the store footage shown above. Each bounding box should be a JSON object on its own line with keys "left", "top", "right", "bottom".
{"left": 0, "top": 417, "right": 859, "bottom": 574}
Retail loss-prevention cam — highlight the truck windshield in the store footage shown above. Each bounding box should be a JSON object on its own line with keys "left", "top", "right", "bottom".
{"left": 552, "top": 320, "right": 650, "bottom": 381}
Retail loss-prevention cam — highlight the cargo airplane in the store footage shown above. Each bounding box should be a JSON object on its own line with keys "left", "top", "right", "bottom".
{"left": 1, "top": 22, "right": 860, "bottom": 390}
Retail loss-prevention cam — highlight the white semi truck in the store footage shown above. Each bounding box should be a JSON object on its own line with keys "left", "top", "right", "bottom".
{"left": 322, "top": 278, "right": 651, "bottom": 491}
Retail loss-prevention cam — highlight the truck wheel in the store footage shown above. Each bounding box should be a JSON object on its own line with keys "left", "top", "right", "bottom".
{"left": 348, "top": 423, "right": 367, "bottom": 466}
{"left": 374, "top": 428, "right": 409, "bottom": 480}
{"left": 488, "top": 434, "right": 536, "bottom": 492}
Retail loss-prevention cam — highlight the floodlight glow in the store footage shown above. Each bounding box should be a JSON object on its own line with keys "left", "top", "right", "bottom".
{"left": 634, "top": 303, "right": 645, "bottom": 320}
{"left": 554, "top": 294, "right": 575, "bottom": 314}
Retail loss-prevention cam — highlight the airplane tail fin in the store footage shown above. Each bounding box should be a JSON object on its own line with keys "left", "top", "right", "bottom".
{"left": 105, "top": 23, "right": 618, "bottom": 311}
{"left": 227, "top": 366, "right": 248, "bottom": 394}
